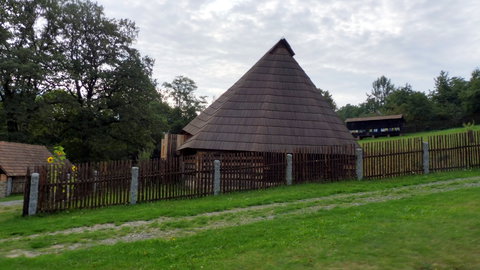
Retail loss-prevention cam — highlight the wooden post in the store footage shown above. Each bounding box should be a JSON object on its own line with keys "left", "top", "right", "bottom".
{"left": 356, "top": 148, "right": 363, "bottom": 180}
{"left": 214, "top": 160, "right": 220, "bottom": 195}
{"left": 28, "top": 173, "right": 40, "bottom": 216}
{"left": 423, "top": 142, "right": 430, "bottom": 174}
{"left": 93, "top": 170, "right": 98, "bottom": 194}
{"left": 130, "top": 167, "right": 139, "bottom": 205}
{"left": 286, "top": 154, "right": 293, "bottom": 185}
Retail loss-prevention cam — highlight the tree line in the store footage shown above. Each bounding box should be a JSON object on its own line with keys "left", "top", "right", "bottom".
{"left": 0, "top": 0, "right": 205, "bottom": 162}
{"left": 336, "top": 70, "right": 480, "bottom": 132}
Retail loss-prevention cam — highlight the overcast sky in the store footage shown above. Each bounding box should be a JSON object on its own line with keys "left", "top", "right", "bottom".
{"left": 97, "top": 0, "right": 480, "bottom": 107}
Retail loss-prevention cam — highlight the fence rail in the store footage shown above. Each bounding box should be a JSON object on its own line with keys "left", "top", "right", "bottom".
{"left": 23, "top": 130, "right": 480, "bottom": 215}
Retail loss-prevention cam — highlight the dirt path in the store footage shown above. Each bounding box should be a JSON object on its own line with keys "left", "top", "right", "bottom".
{"left": 0, "top": 200, "right": 22, "bottom": 207}
{"left": 2, "top": 176, "right": 480, "bottom": 258}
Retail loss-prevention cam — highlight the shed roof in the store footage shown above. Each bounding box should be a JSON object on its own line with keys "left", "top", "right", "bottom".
{"left": 0, "top": 141, "right": 52, "bottom": 176}
{"left": 345, "top": 114, "right": 404, "bottom": 123}
{"left": 179, "top": 39, "right": 356, "bottom": 152}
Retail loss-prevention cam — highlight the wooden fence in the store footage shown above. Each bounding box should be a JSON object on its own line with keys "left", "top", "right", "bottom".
{"left": 361, "top": 130, "right": 480, "bottom": 178}
{"left": 428, "top": 130, "right": 480, "bottom": 172}
{"left": 22, "top": 152, "right": 291, "bottom": 215}
{"left": 363, "top": 138, "right": 424, "bottom": 179}
{"left": 23, "top": 130, "right": 480, "bottom": 215}
{"left": 32, "top": 160, "right": 133, "bottom": 213}
{"left": 293, "top": 145, "right": 356, "bottom": 183}
{"left": 219, "top": 152, "right": 287, "bottom": 193}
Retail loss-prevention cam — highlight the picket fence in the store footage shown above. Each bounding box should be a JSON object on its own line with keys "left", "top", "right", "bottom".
{"left": 23, "top": 130, "right": 480, "bottom": 215}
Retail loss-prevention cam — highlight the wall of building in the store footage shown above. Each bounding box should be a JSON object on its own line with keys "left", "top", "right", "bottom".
{"left": 0, "top": 174, "right": 6, "bottom": 198}
{"left": 11, "top": 176, "right": 26, "bottom": 194}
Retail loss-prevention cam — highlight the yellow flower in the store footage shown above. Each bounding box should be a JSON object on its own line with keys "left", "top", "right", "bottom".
{"left": 47, "top": 157, "right": 54, "bottom": 163}
{"left": 55, "top": 151, "right": 63, "bottom": 156}
{"left": 71, "top": 165, "right": 77, "bottom": 172}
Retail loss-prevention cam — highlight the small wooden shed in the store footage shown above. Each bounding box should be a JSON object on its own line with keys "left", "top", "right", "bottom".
{"left": 0, "top": 141, "right": 52, "bottom": 197}
{"left": 345, "top": 114, "right": 405, "bottom": 139}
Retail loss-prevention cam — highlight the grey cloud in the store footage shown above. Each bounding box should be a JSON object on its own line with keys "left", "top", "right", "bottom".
{"left": 98, "top": 0, "right": 480, "bottom": 106}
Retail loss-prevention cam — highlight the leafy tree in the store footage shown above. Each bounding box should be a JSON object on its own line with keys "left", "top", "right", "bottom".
{"left": 384, "top": 84, "right": 434, "bottom": 132}
{"left": 0, "top": 102, "right": 6, "bottom": 139}
{"left": 56, "top": 0, "right": 139, "bottom": 106}
{"left": 431, "top": 71, "right": 465, "bottom": 105}
{"left": 317, "top": 88, "right": 337, "bottom": 111}
{"left": 366, "top": 75, "right": 395, "bottom": 114}
{"left": 461, "top": 69, "right": 480, "bottom": 122}
{"left": 0, "top": 0, "right": 61, "bottom": 141}
{"left": 24, "top": 0, "right": 167, "bottom": 162}
{"left": 337, "top": 104, "right": 362, "bottom": 120}
{"left": 162, "top": 76, "right": 207, "bottom": 133}
{"left": 430, "top": 71, "right": 467, "bottom": 129}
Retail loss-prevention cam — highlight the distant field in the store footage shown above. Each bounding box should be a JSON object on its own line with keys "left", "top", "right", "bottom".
{"left": 359, "top": 125, "right": 480, "bottom": 144}
{"left": 0, "top": 169, "right": 479, "bottom": 269}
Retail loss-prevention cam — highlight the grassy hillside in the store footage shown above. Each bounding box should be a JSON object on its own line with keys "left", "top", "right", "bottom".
{"left": 0, "top": 169, "right": 479, "bottom": 269}
{"left": 359, "top": 124, "right": 480, "bottom": 144}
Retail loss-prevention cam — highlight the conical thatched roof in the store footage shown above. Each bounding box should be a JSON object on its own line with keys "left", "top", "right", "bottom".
{"left": 179, "top": 39, "right": 356, "bottom": 152}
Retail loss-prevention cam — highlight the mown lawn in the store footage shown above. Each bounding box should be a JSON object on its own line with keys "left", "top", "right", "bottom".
{"left": 359, "top": 124, "right": 480, "bottom": 143}
{"left": 1, "top": 180, "right": 479, "bottom": 269}
{"left": 0, "top": 194, "right": 22, "bottom": 203}
{"left": 1, "top": 169, "right": 480, "bottom": 239}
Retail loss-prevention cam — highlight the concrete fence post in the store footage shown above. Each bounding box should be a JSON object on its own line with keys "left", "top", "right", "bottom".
{"left": 28, "top": 173, "right": 40, "bottom": 216}
{"left": 214, "top": 160, "right": 221, "bottom": 196}
{"left": 6, "top": 177, "right": 12, "bottom": 197}
{"left": 423, "top": 142, "right": 430, "bottom": 174}
{"left": 130, "top": 167, "right": 139, "bottom": 205}
{"left": 356, "top": 148, "right": 363, "bottom": 181}
{"left": 286, "top": 154, "right": 293, "bottom": 185}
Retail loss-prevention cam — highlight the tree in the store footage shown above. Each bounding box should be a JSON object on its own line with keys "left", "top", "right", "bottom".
{"left": 337, "top": 104, "right": 359, "bottom": 120}
{"left": 56, "top": 0, "right": 139, "bottom": 107}
{"left": 460, "top": 68, "right": 480, "bottom": 122}
{"left": 366, "top": 75, "right": 395, "bottom": 114}
{"left": 6, "top": 0, "right": 168, "bottom": 162}
{"left": 162, "top": 76, "right": 207, "bottom": 133}
{"left": 0, "top": 102, "right": 6, "bottom": 139}
{"left": 317, "top": 88, "right": 337, "bottom": 111}
{"left": 430, "top": 71, "right": 467, "bottom": 129}
{"left": 0, "top": 0, "right": 61, "bottom": 141}
{"left": 384, "top": 84, "right": 434, "bottom": 132}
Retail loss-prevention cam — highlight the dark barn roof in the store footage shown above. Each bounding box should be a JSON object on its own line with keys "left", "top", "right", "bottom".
{"left": 180, "top": 39, "right": 356, "bottom": 152}
{"left": 345, "top": 114, "right": 404, "bottom": 123}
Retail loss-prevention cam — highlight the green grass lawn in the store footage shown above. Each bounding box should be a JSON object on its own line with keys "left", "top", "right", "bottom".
{"left": 0, "top": 194, "right": 23, "bottom": 203}
{"left": 1, "top": 169, "right": 479, "bottom": 239}
{"left": 0, "top": 169, "right": 479, "bottom": 269}
{"left": 1, "top": 178, "right": 479, "bottom": 269}
{"left": 359, "top": 124, "right": 480, "bottom": 143}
